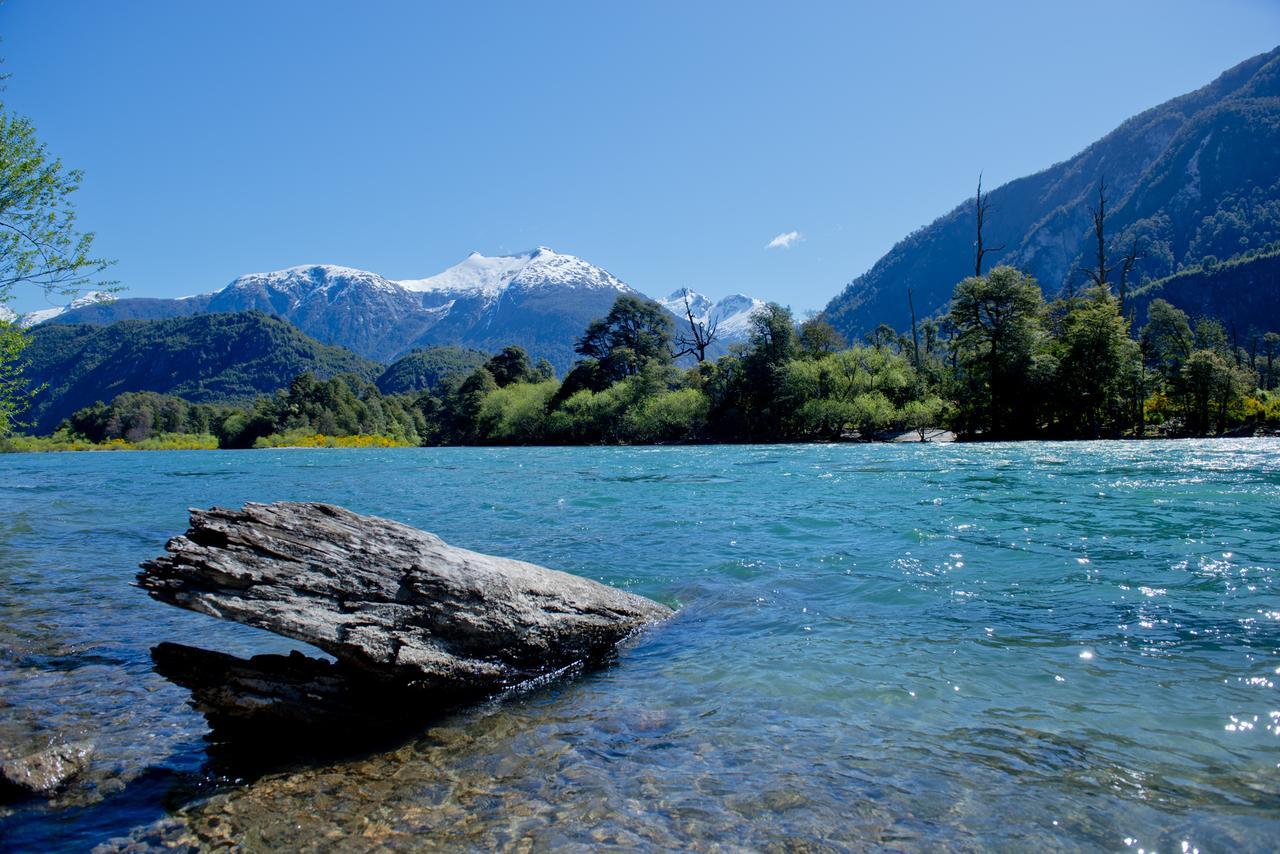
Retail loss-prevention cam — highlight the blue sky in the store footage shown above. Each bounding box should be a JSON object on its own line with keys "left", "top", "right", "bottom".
{"left": 4, "top": 1, "right": 1278, "bottom": 314}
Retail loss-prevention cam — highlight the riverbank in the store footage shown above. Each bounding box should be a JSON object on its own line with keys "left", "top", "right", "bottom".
{"left": 0, "top": 433, "right": 220, "bottom": 452}
{"left": 9, "top": 424, "right": 1280, "bottom": 452}
{"left": 0, "top": 432, "right": 413, "bottom": 453}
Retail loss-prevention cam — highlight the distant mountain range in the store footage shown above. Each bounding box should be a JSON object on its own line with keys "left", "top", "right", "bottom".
{"left": 824, "top": 46, "right": 1280, "bottom": 338}
{"left": 16, "top": 248, "right": 766, "bottom": 371}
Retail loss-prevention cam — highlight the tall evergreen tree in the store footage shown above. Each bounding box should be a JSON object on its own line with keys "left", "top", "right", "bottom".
{"left": 575, "top": 294, "right": 674, "bottom": 382}
{"left": 1054, "top": 287, "right": 1141, "bottom": 436}
{"left": 947, "top": 266, "right": 1048, "bottom": 437}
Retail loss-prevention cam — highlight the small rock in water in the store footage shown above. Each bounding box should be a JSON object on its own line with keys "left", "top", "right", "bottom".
{"left": 0, "top": 741, "right": 94, "bottom": 799}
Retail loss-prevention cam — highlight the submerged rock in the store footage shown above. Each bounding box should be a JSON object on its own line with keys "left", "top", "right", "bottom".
{"left": 0, "top": 741, "right": 94, "bottom": 799}
{"left": 138, "top": 502, "right": 671, "bottom": 729}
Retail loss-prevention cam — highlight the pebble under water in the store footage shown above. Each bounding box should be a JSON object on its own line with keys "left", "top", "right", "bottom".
{"left": 1, "top": 440, "right": 1278, "bottom": 851}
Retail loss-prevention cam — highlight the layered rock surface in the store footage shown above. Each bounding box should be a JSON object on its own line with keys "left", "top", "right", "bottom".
{"left": 139, "top": 502, "right": 671, "bottom": 728}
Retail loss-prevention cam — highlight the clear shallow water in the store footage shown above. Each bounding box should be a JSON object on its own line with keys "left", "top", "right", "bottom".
{"left": 1, "top": 440, "right": 1278, "bottom": 851}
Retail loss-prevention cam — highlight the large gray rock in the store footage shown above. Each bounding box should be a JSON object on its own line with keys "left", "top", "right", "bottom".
{"left": 139, "top": 502, "right": 671, "bottom": 705}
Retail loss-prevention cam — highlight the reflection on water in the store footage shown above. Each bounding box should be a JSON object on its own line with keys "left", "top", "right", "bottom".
{"left": 1, "top": 440, "right": 1278, "bottom": 850}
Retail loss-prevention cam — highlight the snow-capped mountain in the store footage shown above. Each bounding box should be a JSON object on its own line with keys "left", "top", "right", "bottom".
{"left": 392, "top": 248, "right": 640, "bottom": 367}
{"left": 38, "top": 249, "right": 643, "bottom": 371}
{"left": 202, "top": 264, "right": 435, "bottom": 360}
{"left": 399, "top": 247, "right": 629, "bottom": 297}
{"left": 26, "top": 248, "right": 769, "bottom": 372}
{"left": 15, "top": 292, "right": 117, "bottom": 328}
{"left": 658, "top": 288, "right": 766, "bottom": 346}
{"left": 223, "top": 264, "right": 402, "bottom": 302}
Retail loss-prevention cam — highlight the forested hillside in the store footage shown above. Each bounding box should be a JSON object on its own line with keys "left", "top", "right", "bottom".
{"left": 375, "top": 347, "right": 491, "bottom": 394}
{"left": 1128, "top": 247, "right": 1280, "bottom": 341}
{"left": 21, "top": 312, "right": 379, "bottom": 432}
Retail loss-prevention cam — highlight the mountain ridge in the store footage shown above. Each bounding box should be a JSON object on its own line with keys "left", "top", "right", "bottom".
{"left": 23, "top": 248, "right": 764, "bottom": 371}
{"left": 823, "top": 46, "right": 1280, "bottom": 338}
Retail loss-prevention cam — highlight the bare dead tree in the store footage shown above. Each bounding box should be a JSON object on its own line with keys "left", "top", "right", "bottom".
{"left": 1116, "top": 235, "right": 1143, "bottom": 313}
{"left": 1265, "top": 332, "right": 1280, "bottom": 390}
{"left": 1083, "top": 177, "right": 1114, "bottom": 291}
{"left": 671, "top": 289, "right": 719, "bottom": 362}
{"left": 908, "top": 288, "right": 921, "bottom": 368}
{"left": 974, "top": 172, "right": 1006, "bottom": 278}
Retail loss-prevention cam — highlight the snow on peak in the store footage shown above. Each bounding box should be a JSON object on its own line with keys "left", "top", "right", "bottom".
{"left": 512, "top": 248, "right": 631, "bottom": 293}
{"left": 397, "top": 251, "right": 539, "bottom": 297}
{"left": 226, "top": 264, "right": 399, "bottom": 295}
{"left": 69, "top": 291, "right": 116, "bottom": 309}
{"left": 709, "top": 293, "right": 766, "bottom": 337}
{"left": 0, "top": 304, "right": 15, "bottom": 324}
{"left": 659, "top": 288, "right": 714, "bottom": 318}
{"left": 658, "top": 288, "right": 766, "bottom": 340}
{"left": 17, "top": 291, "right": 116, "bottom": 328}
{"left": 396, "top": 248, "right": 631, "bottom": 298}
{"left": 716, "top": 293, "right": 760, "bottom": 315}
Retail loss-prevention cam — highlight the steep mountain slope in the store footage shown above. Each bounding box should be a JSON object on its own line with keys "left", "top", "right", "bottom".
{"left": 21, "top": 312, "right": 379, "bottom": 433}
{"left": 824, "top": 46, "right": 1280, "bottom": 337}
{"left": 40, "top": 248, "right": 642, "bottom": 372}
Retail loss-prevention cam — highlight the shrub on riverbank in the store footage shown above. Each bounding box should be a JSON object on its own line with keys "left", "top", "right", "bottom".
{"left": 0, "top": 430, "right": 218, "bottom": 452}
{"left": 250, "top": 431, "right": 413, "bottom": 449}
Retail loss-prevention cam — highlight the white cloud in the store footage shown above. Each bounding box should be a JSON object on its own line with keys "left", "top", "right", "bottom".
{"left": 766, "top": 230, "right": 802, "bottom": 250}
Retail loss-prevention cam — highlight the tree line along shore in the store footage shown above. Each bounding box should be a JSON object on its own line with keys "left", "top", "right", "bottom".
{"left": 5, "top": 269, "right": 1280, "bottom": 453}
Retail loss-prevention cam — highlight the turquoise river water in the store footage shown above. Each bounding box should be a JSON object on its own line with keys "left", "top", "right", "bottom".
{"left": 0, "top": 440, "right": 1278, "bottom": 851}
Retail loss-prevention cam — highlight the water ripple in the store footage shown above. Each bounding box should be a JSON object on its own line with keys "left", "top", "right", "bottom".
{"left": 1, "top": 439, "right": 1278, "bottom": 850}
